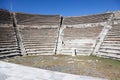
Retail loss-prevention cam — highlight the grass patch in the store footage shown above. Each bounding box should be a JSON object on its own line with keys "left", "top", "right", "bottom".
{"left": 2, "top": 55, "right": 120, "bottom": 80}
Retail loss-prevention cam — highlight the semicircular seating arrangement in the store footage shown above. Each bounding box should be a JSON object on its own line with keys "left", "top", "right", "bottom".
{"left": 0, "top": 9, "right": 120, "bottom": 60}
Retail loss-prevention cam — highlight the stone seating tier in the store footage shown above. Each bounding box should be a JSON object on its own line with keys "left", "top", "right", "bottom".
{"left": 98, "top": 24, "right": 120, "bottom": 60}
{"left": 20, "top": 28, "right": 58, "bottom": 55}
{"left": 63, "top": 13, "right": 112, "bottom": 25}
{"left": 0, "top": 26, "right": 20, "bottom": 58}
{"left": 15, "top": 12, "right": 60, "bottom": 25}
{"left": 0, "top": 10, "right": 12, "bottom": 24}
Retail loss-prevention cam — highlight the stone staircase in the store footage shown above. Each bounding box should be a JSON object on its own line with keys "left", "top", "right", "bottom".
{"left": 98, "top": 24, "right": 120, "bottom": 60}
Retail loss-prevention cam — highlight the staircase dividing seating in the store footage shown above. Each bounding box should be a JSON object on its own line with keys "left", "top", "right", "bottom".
{"left": 98, "top": 24, "right": 120, "bottom": 60}
{"left": 63, "top": 13, "right": 112, "bottom": 25}
{"left": 0, "top": 26, "right": 21, "bottom": 58}
{"left": 60, "top": 26, "right": 104, "bottom": 55}
{"left": 15, "top": 12, "right": 60, "bottom": 55}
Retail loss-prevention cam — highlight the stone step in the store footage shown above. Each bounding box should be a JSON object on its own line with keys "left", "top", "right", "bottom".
{"left": 25, "top": 44, "right": 55, "bottom": 48}
{"left": 98, "top": 52, "right": 120, "bottom": 60}
{"left": 103, "top": 41, "right": 120, "bottom": 43}
{"left": 61, "top": 50, "right": 91, "bottom": 55}
{"left": 108, "top": 31, "right": 120, "bottom": 34}
{"left": 64, "top": 36, "right": 96, "bottom": 39}
{"left": 23, "top": 40, "right": 57, "bottom": 42}
{"left": 0, "top": 32, "right": 15, "bottom": 35}
{"left": 0, "top": 45, "right": 18, "bottom": 48}
{"left": 22, "top": 36, "right": 57, "bottom": 38}
{"left": 0, "top": 43, "right": 18, "bottom": 45}
{"left": 23, "top": 42, "right": 56, "bottom": 45}
{"left": 99, "top": 50, "right": 120, "bottom": 55}
{"left": 26, "top": 48, "right": 54, "bottom": 52}
{"left": 0, "top": 38, "right": 17, "bottom": 41}
{"left": 100, "top": 47, "right": 120, "bottom": 53}
{"left": 101, "top": 44, "right": 120, "bottom": 47}
{"left": 109, "top": 29, "right": 120, "bottom": 32}
{"left": 106, "top": 34, "right": 120, "bottom": 36}
{"left": 106, "top": 35, "right": 120, "bottom": 38}
{"left": 0, "top": 40, "right": 17, "bottom": 43}
{"left": 23, "top": 38, "right": 57, "bottom": 41}
{"left": 0, "top": 53, "right": 20, "bottom": 58}
{"left": 22, "top": 32, "right": 57, "bottom": 35}
{"left": 0, "top": 50, "right": 20, "bottom": 55}
{"left": 104, "top": 38, "right": 120, "bottom": 41}
{"left": 64, "top": 35, "right": 98, "bottom": 38}
{"left": 62, "top": 44, "right": 93, "bottom": 48}
{"left": 0, "top": 47, "right": 19, "bottom": 51}
{"left": 26, "top": 51, "right": 54, "bottom": 55}
{"left": 61, "top": 47, "right": 92, "bottom": 51}
{"left": 0, "top": 36, "right": 16, "bottom": 39}
{"left": 105, "top": 36, "right": 120, "bottom": 38}
{"left": 0, "top": 34, "right": 16, "bottom": 37}
{"left": 25, "top": 46, "right": 55, "bottom": 49}
{"left": 101, "top": 43, "right": 120, "bottom": 47}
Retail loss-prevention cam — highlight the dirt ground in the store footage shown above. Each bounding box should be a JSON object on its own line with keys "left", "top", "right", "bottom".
{"left": 2, "top": 55, "right": 120, "bottom": 80}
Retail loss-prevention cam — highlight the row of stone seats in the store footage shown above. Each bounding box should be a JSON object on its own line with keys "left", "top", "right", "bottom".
{"left": 0, "top": 9, "right": 12, "bottom": 24}
{"left": 61, "top": 26, "right": 104, "bottom": 55}
{"left": 63, "top": 13, "right": 112, "bottom": 25}
{"left": 20, "top": 27, "right": 58, "bottom": 55}
{"left": 98, "top": 24, "right": 120, "bottom": 60}
{"left": 15, "top": 12, "right": 60, "bottom": 25}
{"left": 0, "top": 26, "right": 21, "bottom": 58}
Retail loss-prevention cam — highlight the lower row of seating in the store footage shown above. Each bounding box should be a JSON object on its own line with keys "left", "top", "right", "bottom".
{"left": 98, "top": 24, "right": 120, "bottom": 60}
{"left": 0, "top": 25, "right": 21, "bottom": 58}
{"left": 60, "top": 26, "right": 104, "bottom": 55}
{"left": 20, "top": 27, "right": 58, "bottom": 55}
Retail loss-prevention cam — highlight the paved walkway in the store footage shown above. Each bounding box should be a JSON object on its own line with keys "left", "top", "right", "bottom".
{"left": 0, "top": 61, "right": 107, "bottom": 80}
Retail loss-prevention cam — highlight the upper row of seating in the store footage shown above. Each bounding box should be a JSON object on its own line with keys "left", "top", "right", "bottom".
{"left": 15, "top": 12, "right": 61, "bottom": 25}
{"left": 0, "top": 10, "right": 113, "bottom": 25}
{"left": 63, "top": 13, "right": 112, "bottom": 25}
{"left": 0, "top": 9, "right": 12, "bottom": 24}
